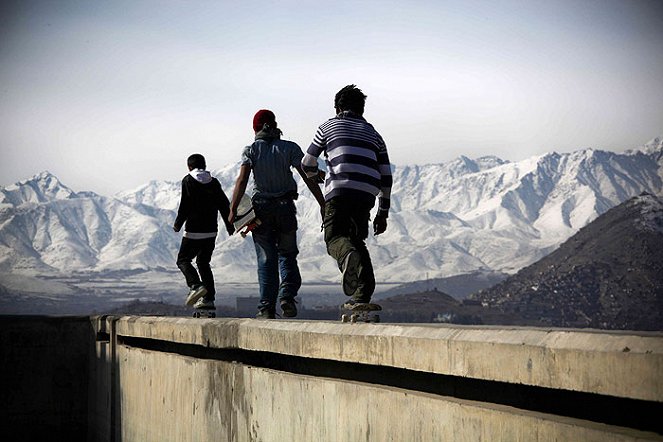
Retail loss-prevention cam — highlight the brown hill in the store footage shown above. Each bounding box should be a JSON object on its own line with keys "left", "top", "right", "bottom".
{"left": 473, "top": 193, "right": 663, "bottom": 330}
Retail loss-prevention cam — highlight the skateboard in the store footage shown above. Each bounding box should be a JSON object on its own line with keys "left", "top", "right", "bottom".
{"left": 340, "top": 303, "right": 382, "bottom": 323}
{"left": 192, "top": 307, "right": 216, "bottom": 318}
{"left": 233, "top": 194, "right": 261, "bottom": 238}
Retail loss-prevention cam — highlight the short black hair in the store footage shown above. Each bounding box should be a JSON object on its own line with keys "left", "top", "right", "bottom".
{"left": 187, "top": 153, "right": 206, "bottom": 170}
{"left": 334, "top": 84, "right": 367, "bottom": 115}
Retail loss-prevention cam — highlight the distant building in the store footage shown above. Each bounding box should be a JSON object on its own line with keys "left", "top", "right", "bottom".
{"left": 433, "top": 312, "right": 454, "bottom": 323}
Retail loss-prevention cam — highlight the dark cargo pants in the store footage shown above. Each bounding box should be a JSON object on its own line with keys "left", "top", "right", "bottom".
{"left": 176, "top": 236, "right": 216, "bottom": 300}
{"left": 323, "top": 195, "right": 376, "bottom": 302}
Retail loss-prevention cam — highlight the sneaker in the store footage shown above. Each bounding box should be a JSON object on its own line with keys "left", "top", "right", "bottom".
{"left": 185, "top": 284, "right": 207, "bottom": 306}
{"left": 342, "top": 299, "right": 381, "bottom": 311}
{"left": 341, "top": 251, "right": 361, "bottom": 296}
{"left": 255, "top": 309, "right": 276, "bottom": 319}
{"left": 280, "top": 298, "right": 298, "bottom": 318}
{"left": 193, "top": 298, "right": 215, "bottom": 310}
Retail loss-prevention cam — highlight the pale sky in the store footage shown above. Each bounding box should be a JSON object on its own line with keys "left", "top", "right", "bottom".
{"left": 1, "top": 0, "right": 662, "bottom": 195}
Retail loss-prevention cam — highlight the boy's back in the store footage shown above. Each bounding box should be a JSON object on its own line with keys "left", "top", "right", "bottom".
{"left": 174, "top": 170, "right": 232, "bottom": 237}
{"left": 242, "top": 137, "right": 303, "bottom": 200}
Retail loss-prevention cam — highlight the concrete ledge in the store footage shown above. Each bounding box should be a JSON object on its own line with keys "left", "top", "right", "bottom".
{"left": 104, "top": 316, "right": 663, "bottom": 402}
{"left": 116, "top": 343, "right": 661, "bottom": 442}
{"left": 4, "top": 316, "right": 659, "bottom": 440}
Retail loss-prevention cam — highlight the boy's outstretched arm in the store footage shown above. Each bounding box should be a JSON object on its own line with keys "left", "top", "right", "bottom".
{"left": 373, "top": 141, "right": 392, "bottom": 236}
{"left": 173, "top": 181, "right": 188, "bottom": 232}
{"left": 295, "top": 165, "right": 325, "bottom": 222}
{"left": 216, "top": 184, "right": 234, "bottom": 236}
{"left": 229, "top": 164, "right": 251, "bottom": 224}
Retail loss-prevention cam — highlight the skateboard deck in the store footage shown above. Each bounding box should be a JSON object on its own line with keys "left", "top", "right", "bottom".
{"left": 233, "top": 194, "right": 261, "bottom": 238}
{"left": 192, "top": 307, "right": 216, "bottom": 318}
{"left": 340, "top": 302, "right": 382, "bottom": 323}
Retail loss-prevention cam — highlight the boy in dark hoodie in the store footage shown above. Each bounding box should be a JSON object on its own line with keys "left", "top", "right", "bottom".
{"left": 174, "top": 153, "right": 234, "bottom": 309}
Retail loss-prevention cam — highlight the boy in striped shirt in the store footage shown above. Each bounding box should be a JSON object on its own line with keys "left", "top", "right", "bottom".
{"left": 302, "top": 85, "right": 392, "bottom": 307}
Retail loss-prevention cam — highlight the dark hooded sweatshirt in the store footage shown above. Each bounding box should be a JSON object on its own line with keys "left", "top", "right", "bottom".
{"left": 174, "top": 169, "right": 233, "bottom": 237}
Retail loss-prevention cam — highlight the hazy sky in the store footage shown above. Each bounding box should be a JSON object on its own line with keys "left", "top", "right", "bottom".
{"left": 1, "top": 0, "right": 662, "bottom": 195}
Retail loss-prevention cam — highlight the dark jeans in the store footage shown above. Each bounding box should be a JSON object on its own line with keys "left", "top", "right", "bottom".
{"left": 324, "top": 195, "right": 376, "bottom": 302}
{"left": 251, "top": 197, "right": 301, "bottom": 311}
{"left": 176, "top": 236, "right": 216, "bottom": 300}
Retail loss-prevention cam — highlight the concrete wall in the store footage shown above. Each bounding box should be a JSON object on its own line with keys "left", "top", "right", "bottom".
{"left": 114, "top": 344, "right": 653, "bottom": 442}
{"left": 2, "top": 316, "right": 662, "bottom": 441}
{"left": 91, "top": 316, "right": 663, "bottom": 441}
{"left": 112, "top": 317, "right": 663, "bottom": 401}
{"left": 88, "top": 316, "right": 116, "bottom": 442}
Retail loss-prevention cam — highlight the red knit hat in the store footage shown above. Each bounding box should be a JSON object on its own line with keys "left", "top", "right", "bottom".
{"left": 253, "top": 109, "right": 277, "bottom": 132}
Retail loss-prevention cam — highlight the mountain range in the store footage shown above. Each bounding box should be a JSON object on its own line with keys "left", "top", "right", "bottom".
{"left": 1, "top": 137, "right": 661, "bottom": 286}
{"left": 472, "top": 192, "right": 663, "bottom": 330}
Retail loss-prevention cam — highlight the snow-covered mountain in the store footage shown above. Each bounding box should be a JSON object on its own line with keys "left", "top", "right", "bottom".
{"left": 0, "top": 172, "right": 178, "bottom": 273}
{"left": 1, "top": 138, "right": 661, "bottom": 282}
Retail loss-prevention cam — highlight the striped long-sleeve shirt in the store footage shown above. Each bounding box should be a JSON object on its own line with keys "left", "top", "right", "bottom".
{"left": 302, "top": 112, "right": 392, "bottom": 217}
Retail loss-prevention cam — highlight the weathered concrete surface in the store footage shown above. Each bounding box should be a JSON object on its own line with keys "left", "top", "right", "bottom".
{"left": 3, "top": 315, "right": 662, "bottom": 441}
{"left": 115, "top": 342, "right": 660, "bottom": 441}
{"left": 0, "top": 316, "right": 92, "bottom": 441}
{"left": 88, "top": 316, "right": 117, "bottom": 441}
{"left": 114, "top": 317, "right": 663, "bottom": 402}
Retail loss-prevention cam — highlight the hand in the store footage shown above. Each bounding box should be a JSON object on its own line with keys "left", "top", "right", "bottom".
{"left": 318, "top": 207, "right": 326, "bottom": 232}
{"left": 373, "top": 215, "right": 387, "bottom": 236}
{"left": 173, "top": 225, "right": 180, "bottom": 233}
{"left": 313, "top": 169, "right": 325, "bottom": 184}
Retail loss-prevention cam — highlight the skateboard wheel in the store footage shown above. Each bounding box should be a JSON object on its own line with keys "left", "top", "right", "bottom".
{"left": 373, "top": 315, "right": 380, "bottom": 323}
{"left": 350, "top": 314, "right": 357, "bottom": 323}
{"left": 341, "top": 314, "right": 349, "bottom": 323}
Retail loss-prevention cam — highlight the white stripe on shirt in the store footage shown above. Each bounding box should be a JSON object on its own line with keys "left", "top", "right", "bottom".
{"left": 329, "top": 163, "right": 381, "bottom": 179}
{"left": 326, "top": 145, "right": 378, "bottom": 162}
{"left": 324, "top": 179, "right": 380, "bottom": 196}
{"left": 184, "top": 232, "right": 217, "bottom": 239}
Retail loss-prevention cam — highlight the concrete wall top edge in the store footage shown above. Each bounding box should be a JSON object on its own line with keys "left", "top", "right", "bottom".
{"left": 100, "top": 316, "right": 663, "bottom": 402}
{"left": 105, "top": 316, "right": 663, "bottom": 354}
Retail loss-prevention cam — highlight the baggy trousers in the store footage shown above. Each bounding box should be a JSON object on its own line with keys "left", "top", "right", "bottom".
{"left": 323, "top": 194, "right": 376, "bottom": 301}
{"left": 176, "top": 236, "right": 216, "bottom": 300}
